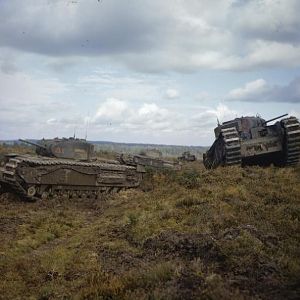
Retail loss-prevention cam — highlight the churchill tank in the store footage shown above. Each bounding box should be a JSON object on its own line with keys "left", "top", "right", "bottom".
{"left": 203, "top": 114, "right": 300, "bottom": 169}
{"left": 117, "top": 151, "right": 181, "bottom": 171}
{"left": 0, "top": 138, "right": 143, "bottom": 201}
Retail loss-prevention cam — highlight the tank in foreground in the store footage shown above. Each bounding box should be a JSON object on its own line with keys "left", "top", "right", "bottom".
{"left": 0, "top": 138, "right": 143, "bottom": 201}
{"left": 203, "top": 114, "right": 300, "bottom": 169}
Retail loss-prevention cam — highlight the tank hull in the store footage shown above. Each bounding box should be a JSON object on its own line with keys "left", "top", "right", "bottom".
{"left": 0, "top": 155, "right": 142, "bottom": 201}
{"left": 203, "top": 116, "right": 300, "bottom": 169}
{"left": 117, "top": 153, "right": 181, "bottom": 170}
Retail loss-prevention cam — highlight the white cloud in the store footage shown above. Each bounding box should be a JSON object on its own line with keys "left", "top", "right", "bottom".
{"left": 229, "top": 0, "right": 300, "bottom": 43}
{"left": 46, "top": 118, "right": 58, "bottom": 125}
{"left": 94, "top": 98, "right": 128, "bottom": 122}
{"left": 165, "top": 89, "right": 179, "bottom": 99}
{"left": 0, "top": 1, "right": 299, "bottom": 144}
{"left": 226, "top": 79, "right": 269, "bottom": 101}
{"left": 89, "top": 98, "right": 239, "bottom": 143}
{"left": 226, "top": 77, "right": 300, "bottom": 103}
{"left": 1, "top": 0, "right": 300, "bottom": 72}
{"left": 0, "top": 70, "right": 80, "bottom": 139}
{"left": 242, "top": 41, "right": 300, "bottom": 69}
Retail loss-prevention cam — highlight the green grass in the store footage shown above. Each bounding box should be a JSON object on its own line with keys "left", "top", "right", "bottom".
{"left": 0, "top": 147, "right": 299, "bottom": 299}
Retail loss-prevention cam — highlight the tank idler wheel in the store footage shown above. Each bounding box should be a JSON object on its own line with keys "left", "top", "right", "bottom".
{"left": 27, "top": 186, "right": 36, "bottom": 197}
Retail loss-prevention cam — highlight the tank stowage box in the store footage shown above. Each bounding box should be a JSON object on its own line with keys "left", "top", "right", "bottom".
{"left": 203, "top": 114, "right": 300, "bottom": 169}
{"left": 0, "top": 138, "right": 143, "bottom": 201}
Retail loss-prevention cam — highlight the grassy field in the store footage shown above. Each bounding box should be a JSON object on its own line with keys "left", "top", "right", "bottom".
{"left": 0, "top": 147, "right": 299, "bottom": 299}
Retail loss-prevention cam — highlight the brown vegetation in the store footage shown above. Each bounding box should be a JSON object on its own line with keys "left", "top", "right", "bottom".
{"left": 0, "top": 146, "right": 299, "bottom": 299}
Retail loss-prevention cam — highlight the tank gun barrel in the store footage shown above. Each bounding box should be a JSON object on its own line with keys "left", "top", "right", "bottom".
{"left": 19, "top": 139, "right": 47, "bottom": 149}
{"left": 263, "top": 113, "right": 288, "bottom": 124}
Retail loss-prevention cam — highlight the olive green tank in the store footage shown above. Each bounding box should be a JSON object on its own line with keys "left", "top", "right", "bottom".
{"left": 0, "top": 138, "right": 143, "bottom": 201}
{"left": 203, "top": 114, "right": 300, "bottom": 169}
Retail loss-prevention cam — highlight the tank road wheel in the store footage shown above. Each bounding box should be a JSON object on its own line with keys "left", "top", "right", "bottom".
{"left": 27, "top": 186, "right": 36, "bottom": 198}
{"left": 221, "top": 127, "right": 242, "bottom": 167}
{"left": 41, "top": 192, "right": 49, "bottom": 200}
{"left": 282, "top": 117, "right": 300, "bottom": 166}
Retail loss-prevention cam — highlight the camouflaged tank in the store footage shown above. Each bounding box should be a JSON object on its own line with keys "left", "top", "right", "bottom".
{"left": 203, "top": 114, "right": 300, "bottom": 169}
{"left": 0, "top": 138, "right": 143, "bottom": 201}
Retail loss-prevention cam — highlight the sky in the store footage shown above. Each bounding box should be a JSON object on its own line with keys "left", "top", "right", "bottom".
{"left": 0, "top": 0, "right": 300, "bottom": 146}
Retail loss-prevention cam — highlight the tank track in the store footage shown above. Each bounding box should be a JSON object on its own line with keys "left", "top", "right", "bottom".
{"left": 1, "top": 156, "right": 141, "bottom": 201}
{"left": 221, "top": 127, "right": 242, "bottom": 167}
{"left": 116, "top": 153, "right": 135, "bottom": 166}
{"left": 203, "top": 127, "right": 241, "bottom": 169}
{"left": 2, "top": 158, "right": 33, "bottom": 200}
{"left": 282, "top": 117, "right": 300, "bottom": 166}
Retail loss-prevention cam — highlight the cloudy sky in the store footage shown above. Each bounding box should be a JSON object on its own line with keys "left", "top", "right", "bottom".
{"left": 0, "top": 0, "right": 300, "bottom": 145}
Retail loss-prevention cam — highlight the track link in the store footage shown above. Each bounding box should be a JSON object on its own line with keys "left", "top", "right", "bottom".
{"left": 221, "top": 127, "right": 242, "bottom": 167}
{"left": 116, "top": 153, "right": 135, "bottom": 166}
{"left": 2, "top": 158, "right": 33, "bottom": 200}
{"left": 282, "top": 117, "right": 300, "bottom": 166}
{"left": 203, "top": 126, "right": 241, "bottom": 169}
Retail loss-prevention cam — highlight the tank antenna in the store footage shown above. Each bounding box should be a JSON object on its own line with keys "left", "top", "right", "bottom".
{"left": 217, "top": 118, "right": 220, "bottom": 126}
{"left": 73, "top": 127, "right": 76, "bottom": 138}
{"left": 85, "top": 114, "right": 90, "bottom": 140}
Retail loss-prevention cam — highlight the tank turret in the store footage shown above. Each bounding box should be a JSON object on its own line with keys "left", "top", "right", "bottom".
{"left": 19, "top": 137, "right": 95, "bottom": 161}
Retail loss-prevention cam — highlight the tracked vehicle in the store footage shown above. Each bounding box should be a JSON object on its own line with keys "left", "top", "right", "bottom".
{"left": 117, "top": 151, "right": 181, "bottom": 171}
{"left": 203, "top": 114, "right": 300, "bottom": 169}
{"left": 178, "top": 151, "right": 196, "bottom": 162}
{"left": 116, "top": 149, "right": 181, "bottom": 171}
{"left": 0, "top": 138, "right": 143, "bottom": 201}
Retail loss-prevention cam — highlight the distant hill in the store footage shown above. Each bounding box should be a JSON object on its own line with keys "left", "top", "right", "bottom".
{"left": 0, "top": 140, "right": 208, "bottom": 158}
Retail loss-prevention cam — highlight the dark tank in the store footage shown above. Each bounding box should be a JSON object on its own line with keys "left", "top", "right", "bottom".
{"left": 117, "top": 149, "right": 181, "bottom": 171}
{"left": 178, "top": 151, "right": 196, "bottom": 162}
{"left": 0, "top": 138, "right": 143, "bottom": 201}
{"left": 203, "top": 114, "right": 300, "bottom": 169}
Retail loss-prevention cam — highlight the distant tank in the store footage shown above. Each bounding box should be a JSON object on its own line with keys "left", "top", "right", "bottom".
{"left": 178, "top": 151, "right": 196, "bottom": 162}
{"left": 0, "top": 138, "right": 143, "bottom": 201}
{"left": 117, "top": 151, "right": 181, "bottom": 171}
{"left": 203, "top": 114, "right": 300, "bottom": 169}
